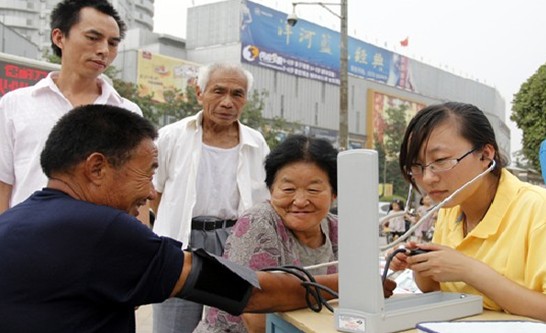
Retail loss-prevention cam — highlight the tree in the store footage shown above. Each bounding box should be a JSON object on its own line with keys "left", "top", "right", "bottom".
{"left": 112, "top": 77, "right": 158, "bottom": 124}
{"left": 45, "top": 54, "right": 297, "bottom": 145}
{"left": 153, "top": 86, "right": 200, "bottom": 125}
{"left": 511, "top": 63, "right": 546, "bottom": 171}
{"left": 378, "top": 104, "right": 411, "bottom": 198}
{"left": 240, "top": 89, "right": 300, "bottom": 149}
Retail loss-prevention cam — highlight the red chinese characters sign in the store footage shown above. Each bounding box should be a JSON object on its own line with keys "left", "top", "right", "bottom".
{"left": 0, "top": 61, "right": 50, "bottom": 96}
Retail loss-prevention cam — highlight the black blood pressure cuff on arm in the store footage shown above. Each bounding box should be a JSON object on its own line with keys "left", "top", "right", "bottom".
{"left": 176, "top": 248, "right": 260, "bottom": 315}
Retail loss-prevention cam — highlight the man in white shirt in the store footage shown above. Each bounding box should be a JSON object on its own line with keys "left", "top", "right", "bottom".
{"left": 150, "top": 63, "right": 270, "bottom": 333}
{"left": 0, "top": 0, "right": 142, "bottom": 214}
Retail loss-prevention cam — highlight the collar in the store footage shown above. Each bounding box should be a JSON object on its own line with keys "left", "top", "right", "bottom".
{"left": 449, "top": 169, "right": 518, "bottom": 239}
{"left": 31, "top": 72, "right": 124, "bottom": 105}
{"left": 187, "top": 111, "right": 262, "bottom": 149}
{"left": 470, "top": 169, "right": 518, "bottom": 238}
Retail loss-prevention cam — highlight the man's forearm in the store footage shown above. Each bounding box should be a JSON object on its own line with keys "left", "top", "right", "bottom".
{"left": 137, "top": 202, "right": 151, "bottom": 227}
{"left": 0, "top": 181, "right": 12, "bottom": 214}
{"left": 149, "top": 192, "right": 162, "bottom": 216}
{"left": 245, "top": 272, "right": 338, "bottom": 313}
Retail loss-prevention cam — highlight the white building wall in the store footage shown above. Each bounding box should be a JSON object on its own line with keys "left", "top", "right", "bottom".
{"left": 186, "top": 0, "right": 510, "bottom": 156}
{"left": 0, "top": 0, "right": 154, "bottom": 59}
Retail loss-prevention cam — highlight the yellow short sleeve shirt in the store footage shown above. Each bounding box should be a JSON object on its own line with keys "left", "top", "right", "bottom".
{"left": 433, "top": 169, "right": 546, "bottom": 311}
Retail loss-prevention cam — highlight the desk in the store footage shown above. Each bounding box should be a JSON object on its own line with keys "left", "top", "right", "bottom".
{"left": 266, "top": 301, "right": 536, "bottom": 333}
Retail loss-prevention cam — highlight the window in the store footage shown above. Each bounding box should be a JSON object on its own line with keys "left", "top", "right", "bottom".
{"left": 321, "top": 82, "right": 325, "bottom": 103}
{"left": 314, "top": 102, "right": 319, "bottom": 126}
{"left": 280, "top": 95, "right": 284, "bottom": 118}
{"left": 356, "top": 111, "right": 360, "bottom": 132}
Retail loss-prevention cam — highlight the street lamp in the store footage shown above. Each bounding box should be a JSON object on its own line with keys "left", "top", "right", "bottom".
{"left": 288, "top": 1, "right": 348, "bottom": 150}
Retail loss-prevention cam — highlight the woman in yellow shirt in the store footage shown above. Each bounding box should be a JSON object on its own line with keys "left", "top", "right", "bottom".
{"left": 390, "top": 102, "right": 546, "bottom": 321}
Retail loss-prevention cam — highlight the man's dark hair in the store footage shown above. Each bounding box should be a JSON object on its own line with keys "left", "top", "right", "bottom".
{"left": 265, "top": 134, "right": 338, "bottom": 195}
{"left": 41, "top": 105, "right": 157, "bottom": 177}
{"left": 50, "top": 0, "right": 127, "bottom": 57}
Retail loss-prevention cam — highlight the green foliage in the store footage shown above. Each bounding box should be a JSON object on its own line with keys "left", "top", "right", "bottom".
{"left": 44, "top": 58, "right": 298, "bottom": 146}
{"left": 43, "top": 49, "right": 61, "bottom": 64}
{"left": 40, "top": 53, "right": 296, "bottom": 141}
{"left": 240, "top": 89, "right": 268, "bottom": 129}
{"left": 239, "top": 89, "right": 300, "bottom": 149}
{"left": 511, "top": 63, "right": 546, "bottom": 170}
{"left": 113, "top": 78, "right": 158, "bottom": 124}
{"left": 107, "top": 69, "right": 296, "bottom": 147}
{"left": 154, "top": 86, "right": 201, "bottom": 123}
{"left": 376, "top": 104, "right": 411, "bottom": 198}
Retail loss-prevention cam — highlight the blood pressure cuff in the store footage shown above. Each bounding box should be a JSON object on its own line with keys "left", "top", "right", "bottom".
{"left": 176, "top": 248, "right": 260, "bottom": 315}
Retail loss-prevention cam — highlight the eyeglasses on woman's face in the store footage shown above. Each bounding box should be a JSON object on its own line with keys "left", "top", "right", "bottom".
{"left": 408, "top": 148, "right": 477, "bottom": 177}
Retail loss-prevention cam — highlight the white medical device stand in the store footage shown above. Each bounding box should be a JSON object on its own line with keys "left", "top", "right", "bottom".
{"left": 334, "top": 149, "right": 482, "bottom": 333}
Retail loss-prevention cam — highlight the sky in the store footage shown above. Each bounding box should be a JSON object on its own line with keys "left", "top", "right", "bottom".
{"left": 153, "top": 0, "right": 546, "bottom": 156}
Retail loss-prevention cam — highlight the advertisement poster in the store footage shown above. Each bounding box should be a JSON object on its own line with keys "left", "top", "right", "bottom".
{"left": 366, "top": 90, "right": 425, "bottom": 148}
{"left": 137, "top": 50, "right": 200, "bottom": 103}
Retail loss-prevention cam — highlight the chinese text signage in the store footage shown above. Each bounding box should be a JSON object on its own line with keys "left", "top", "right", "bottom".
{"left": 241, "top": 1, "right": 414, "bottom": 91}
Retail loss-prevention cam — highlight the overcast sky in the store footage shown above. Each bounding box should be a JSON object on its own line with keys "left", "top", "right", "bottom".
{"left": 153, "top": 0, "right": 546, "bottom": 155}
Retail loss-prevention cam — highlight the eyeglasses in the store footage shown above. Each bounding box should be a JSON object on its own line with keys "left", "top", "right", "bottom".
{"left": 408, "top": 148, "right": 477, "bottom": 176}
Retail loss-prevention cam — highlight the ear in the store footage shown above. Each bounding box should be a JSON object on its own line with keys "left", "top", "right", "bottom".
{"left": 51, "top": 28, "right": 64, "bottom": 51}
{"left": 195, "top": 85, "right": 204, "bottom": 106}
{"left": 480, "top": 144, "right": 496, "bottom": 164}
{"left": 84, "top": 153, "right": 110, "bottom": 185}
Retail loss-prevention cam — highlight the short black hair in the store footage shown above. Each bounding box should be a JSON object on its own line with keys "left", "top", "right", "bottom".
{"left": 265, "top": 135, "right": 338, "bottom": 195}
{"left": 50, "top": 0, "right": 126, "bottom": 57}
{"left": 41, "top": 105, "right": 157, "bottom": 177}
{"left": 399, "top": 102, "right": 506, "bottom": 190}
{"left": 390, "top": 199, "right": 405, "bottom": 211}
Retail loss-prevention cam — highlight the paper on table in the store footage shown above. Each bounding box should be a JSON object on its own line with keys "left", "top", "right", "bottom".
{"left": 416, "top": 320, "right": 546, "bottom": 333}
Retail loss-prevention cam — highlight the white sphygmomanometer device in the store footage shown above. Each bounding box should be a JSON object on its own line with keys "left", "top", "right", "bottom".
{"left": 334, "top": 150, "right": 487, "bottom": 333}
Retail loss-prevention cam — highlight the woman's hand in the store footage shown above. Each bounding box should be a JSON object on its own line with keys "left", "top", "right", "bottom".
{"left": 407, "top": 244, "right": 477, "bottom": 283}
{"left": 387, "top": 241, "right": 420, "bottom": 271}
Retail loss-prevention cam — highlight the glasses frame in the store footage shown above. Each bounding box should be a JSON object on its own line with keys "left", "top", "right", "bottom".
{"left": 408, "top": 147, "right": 477, "bottom": 177}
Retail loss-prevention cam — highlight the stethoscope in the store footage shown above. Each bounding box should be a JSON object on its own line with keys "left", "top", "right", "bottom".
{"left": 303, "top": 159, "right": 497, "bottom": 272}
{"left": 380, "top": 159, "right": 497, "bottom": 251}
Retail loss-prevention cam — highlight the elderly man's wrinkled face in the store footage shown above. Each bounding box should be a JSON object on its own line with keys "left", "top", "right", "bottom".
{"left": 198, "top": 68, "right": 248, "bottom": 127}
{"left": 102, "top": 139, "right": 158, "bottom": 217}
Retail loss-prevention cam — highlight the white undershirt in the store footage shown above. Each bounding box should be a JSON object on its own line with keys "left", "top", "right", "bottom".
{"left": 193, "top": 143, "right": 240, "bottom": 219}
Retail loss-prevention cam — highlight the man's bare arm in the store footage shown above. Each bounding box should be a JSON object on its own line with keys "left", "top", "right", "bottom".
{"left": 137, "top": 202, "right": 151, "bottom": 227}
{"left": 149, "top": 192, "right": 162, "bottom": 216}
{"left": 245, "top": 272, "right": 338, "bottom": 313}
{"left": 0, "top": 181, "right": 12, "bottom": 214}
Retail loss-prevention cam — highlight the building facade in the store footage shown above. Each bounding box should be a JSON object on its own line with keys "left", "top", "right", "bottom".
{"left": 183, "top": 0, "right": 510, "bottom": 157}
{"left": 0, "top": 0, "right": 154, "bottom": 58}
{"left": 3, "top": 0, "right": 507, "bottom": 157}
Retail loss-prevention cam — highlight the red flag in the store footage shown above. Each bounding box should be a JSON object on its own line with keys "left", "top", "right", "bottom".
{"left": 400, "top": 37, "right": 409, "bottom": 47}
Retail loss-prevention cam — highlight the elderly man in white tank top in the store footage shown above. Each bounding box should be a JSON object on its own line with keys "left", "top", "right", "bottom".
{"left": 150, "top": 63, "right": 270, "bottom": 333}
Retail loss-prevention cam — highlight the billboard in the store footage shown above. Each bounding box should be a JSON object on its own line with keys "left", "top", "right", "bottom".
{"left": 366, "top": 89, "right": 426, "bottom": 149}
{"left": 240, "top": 1, "right": 415, "bottom": 91}
{"left": 0, "top": 60, "right": 51, "bottom": 97}
{"left": 137, "top": 50, "right": 200, "bottom": 103}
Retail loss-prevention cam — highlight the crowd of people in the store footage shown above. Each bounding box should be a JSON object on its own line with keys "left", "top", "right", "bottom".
{"left": 0, "top": 0, "right": 545, "bottom": 332}
{"left": 382, "top": 196, "right": 436, "bottom": 244}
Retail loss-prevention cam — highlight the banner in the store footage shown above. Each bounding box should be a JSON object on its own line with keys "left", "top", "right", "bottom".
{"left": 0, "top": 60, "right": 49, "bottom": 96}
{"left": 137, "top": 50, "right": 200, "bottom": 103}
{"left": 241, "top": 1, "right": 415, "bottom": 91}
